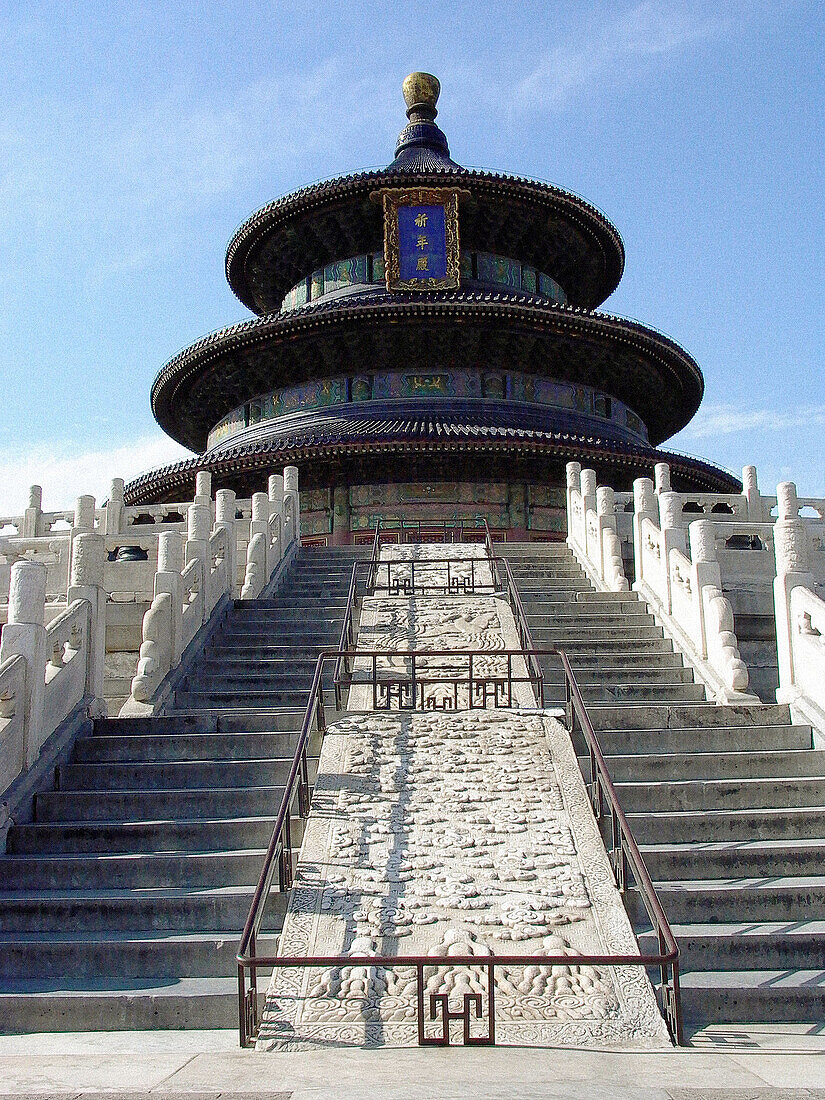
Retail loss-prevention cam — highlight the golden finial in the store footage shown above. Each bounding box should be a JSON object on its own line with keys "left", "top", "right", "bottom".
{"left": 402, "top": 72, "right": 440, "bottom": 120}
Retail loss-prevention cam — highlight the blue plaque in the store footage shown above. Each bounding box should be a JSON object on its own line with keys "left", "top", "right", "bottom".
{"left": 398, "top": 204, "right": 447, "bottom": 282}
{"left": 377, "top": 186, "right": 464, "bottom": 291}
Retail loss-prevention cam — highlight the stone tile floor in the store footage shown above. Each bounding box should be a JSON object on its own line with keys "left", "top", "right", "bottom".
{"left": 1, "top": 1032, "right": 825, "bottom": 1097}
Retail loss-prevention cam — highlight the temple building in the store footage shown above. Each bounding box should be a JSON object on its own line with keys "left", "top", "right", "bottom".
{"left": 126, "top": 72, "right": 737, "bottom": 543}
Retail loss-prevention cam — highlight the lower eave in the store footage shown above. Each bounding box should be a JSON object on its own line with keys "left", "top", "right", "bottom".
{"left": 123, "top": 434, "right": 739, "bottom": 504}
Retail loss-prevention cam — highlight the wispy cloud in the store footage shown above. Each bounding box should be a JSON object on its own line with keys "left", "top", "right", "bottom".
{"left": 514, "top": 1, "right": 727, "bottom": 113}
{"left": 677, "top": 403, "right": 825, "bottom": 440}
{"left": 0, "top": 56, "right": 392, "bottom": 278}
{"left": 0, "top": 434, "right": 192, "bottom": 516}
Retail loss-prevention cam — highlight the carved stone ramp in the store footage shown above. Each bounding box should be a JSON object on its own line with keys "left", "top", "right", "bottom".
{"left": 257, "top": 709, "right": 668, "bottom": 1049}
{"left": 258, "top": 540, "right": 668, "bottom": 1049}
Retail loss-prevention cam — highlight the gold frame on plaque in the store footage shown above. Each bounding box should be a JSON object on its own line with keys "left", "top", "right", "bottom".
{"left": 373, "top": 187, "right": 467, "bottom": 292}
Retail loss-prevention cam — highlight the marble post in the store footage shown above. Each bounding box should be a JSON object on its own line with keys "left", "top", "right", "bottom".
{"left": 0, "top": 561, "right": 47, "bottom": 767}
{"left": 67, "top": 532, "right": 107, "bottom": 708}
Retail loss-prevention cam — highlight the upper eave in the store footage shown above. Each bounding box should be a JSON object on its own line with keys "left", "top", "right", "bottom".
{"left": 224, "top": 168, "right": 625, "bottom": 313}
{"left": 150, "top": 290, "right": 703, "bottom": 453}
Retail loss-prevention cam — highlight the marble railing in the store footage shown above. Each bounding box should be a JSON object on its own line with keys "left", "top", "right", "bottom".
{"left": 773, "top": 482, "right": 825, "bottom": 738}
{"left": 127, "top": 469, "right": 299, "bottom": 711}
{"left": 0, "top": 531, "right": 106, "bottom": 797}
{"left": 0, "top": 471, "right": 289, "bottom": 615}
{"left": 630, "top": 476, "right": 752, "bottom": 702}
{"left": 565, "top": 464, "right": 629, "bottom": 592}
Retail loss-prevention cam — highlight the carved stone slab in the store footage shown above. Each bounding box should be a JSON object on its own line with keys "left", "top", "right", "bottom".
{"left": 256, "top": 710, "right": 670, "bottom": 1050}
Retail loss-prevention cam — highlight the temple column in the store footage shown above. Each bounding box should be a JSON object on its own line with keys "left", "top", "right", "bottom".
{"left": 332, "top": 483, "right": 350, "bottom": 546}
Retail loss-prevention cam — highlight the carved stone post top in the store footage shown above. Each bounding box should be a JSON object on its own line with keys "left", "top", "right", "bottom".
{"left": 565, "top": 462, "right": 582, "bottom": 490}
{"left": 215, "top": 489, "right": 237, "bottom": 524}
{"left": 742, "top": 465, "right": 758, "bottom": 491}
{"left": 74, "top": 494, "right": 96, "bottom": 531}
{"left": 28, "top": 485, "right": 43, "bottom": 510}
{"left": 109, "top": 477, "right": 125, "bottom": 503}
{"left": 195, "top": 471, "right": 212, "bottom": 501}
{"left": 7, "top": 560, "right": 47, "bottom": 624}
{"left": 283, "top": 466, "right": 299, "bottom": 494}
{"left": 654, "top": 463, "right": 671, "bottom": 494}
{"left": 596, "top": 486, "right": 615, "bottom": 515}
{"left": 659, "top": 491, "right": 684, "bottom": 531}
{"left": 689, "top": 519, "right": 717, "bottom": 564}
{"left": 250, "top": 492, "right": 269, "bottom": 524}
{"left": 70, "top": 532, "right": 105, "bottom": 589}
{"left": 187, "top": 502, "right": 212, "bottom": 542}
{"left": 633, "top": 477, "right": 656, "bottom": 514}
{"left": 579, "top": 469, "right": 597, "bottom": 499}
{"left": 157, "top": 530, "right": 185, "bottom": 574}
{"left": 774, "top": 514, "right": 811, "bottom": 576}
{"left": 776, "top": 481, "right": 799, "bottom": 520}
{"left": 268, "top": 474, "right": 285, "bottom": 504}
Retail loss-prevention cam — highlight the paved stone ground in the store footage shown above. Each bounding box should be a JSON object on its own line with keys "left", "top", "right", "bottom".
{"left": 0, "top": 1034, "right": 825, "bottom": 1097}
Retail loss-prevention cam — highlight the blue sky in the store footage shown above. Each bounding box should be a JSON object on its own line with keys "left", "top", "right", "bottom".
{"left": 0, "top": 0, "right": 822, "bottom": 512}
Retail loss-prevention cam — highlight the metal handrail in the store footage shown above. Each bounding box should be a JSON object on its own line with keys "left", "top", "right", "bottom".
{"left": 237, "top": 647, "right": 682, "bottom": 1047}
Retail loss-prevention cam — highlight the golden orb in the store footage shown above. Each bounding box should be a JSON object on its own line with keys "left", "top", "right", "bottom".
{"left": 402, "top": 72, "right": 440, "bottom": 115}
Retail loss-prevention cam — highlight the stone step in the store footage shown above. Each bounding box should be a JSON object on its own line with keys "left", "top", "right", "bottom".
{"left": 7, "top": 815, "right": 285, "bottom": 855}
{"left": 587, "top": 702, "right": 791, "bottom": 731}
{"left": 197, "top": 655, "right": 326, "bottom": 671}
{"left": 0, "top": 885, "right": 283, "bottom": 933}
{"left": 35, "top": 785, "right": 289, "bottom": 822}
{"left": 562, "top": 651, "right": 686, "bottom": 669}
{"left": 173, "top": 689, "right": 311, "bottom": 710}
{"left": 528, "top": 625, "right": 666, "bottom": 643}
{"left": 616, "top": 775, "right": 825, "bottom": 813}
{"left": 75, "top": 730, "right": 307, "bottom": 763}
{"left": 643, "top": 877, "right": 825, "bottom": 923}
{"left": 640, "top": 839, "right": 825, "bottom": 880}
{"left": 539, "top": 637, "right": 676, "bottom": 655}
{"left": 0, "top": 977, "right": 241, "bottom": 1031}
{"left": 628, "top": 805, "right": 825, "bottom": 845}
{"left": 56, "top": 758, "right": 300, "bottom": 791}
{"left": 593, "top": 723, "right": 812, "bottom": 756}
{"left": 0, "top": 848, "right": 268, "bottom": 890}
{"left": 576, "top": 683, "right": 706, "bottom": 704}
{"left": 639, "top": 923, "right": 825, "bottom": 973}
{"left": 216, "top": 627, "right": 344, "bottom": 643}
{"left": 678, "top": 970, "right": 825, "bottom": 1024}
{"left": 541, "top": 665, "right": 695, "bottom": 686}
{"left": 521, "top": 595, "right": 639, "bottom": 610}
{"left": 184, "top": 668, "right": 334, "bottom": 688}
{"left": 527, "top": 610, "right": 656, "bottom": 626}
{"left": 605, "top": 748, "right": 825, "bottom": 783}
{"left": 0, "top": 931, "right": 278, "bottom": 981}
{"left": 523, "top": 602, "right": 649, "bottom": 617}
{"left": 92, "top": 711, "right": 306, "bottom": 735}
{"left": 206, "top": 644, "right": 338, "bottom": 661}
{"left": 227, "top": 609, "right": 347, "bottom": 624}
{"left": 508, "top": 572, "right": 585, "bottom": 580}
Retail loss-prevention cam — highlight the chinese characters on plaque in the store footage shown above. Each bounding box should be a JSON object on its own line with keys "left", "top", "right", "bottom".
{"left": 373, "top": 187, "right": 466, "bottom": 292}
{"left": 398, "top": 205, "right": 447, "bottom": 281}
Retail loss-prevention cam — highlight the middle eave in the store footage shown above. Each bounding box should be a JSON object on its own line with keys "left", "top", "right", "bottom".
{"left": 151, "top": 290, "right": 704, "bottom": 452}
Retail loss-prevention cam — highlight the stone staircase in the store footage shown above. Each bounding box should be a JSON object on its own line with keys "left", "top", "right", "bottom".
{"left": 0, "top": 546, "right": 366, "bottom": 1032}
{"left": 501, "top": 542, "right": 706, "bottom": 709}
{"left": 502, "top": 541, "right": 825, "bottom": 1034}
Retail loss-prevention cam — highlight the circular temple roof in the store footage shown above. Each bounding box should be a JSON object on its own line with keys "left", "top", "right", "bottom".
{"left": 151, "top": 289, "right": 703, "bottom": 453}
{"left": 224, "top": 74, "right": 624, "bottom": 314}
{"left": 225, "top": 170, "right": 625, "bottom": 315}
